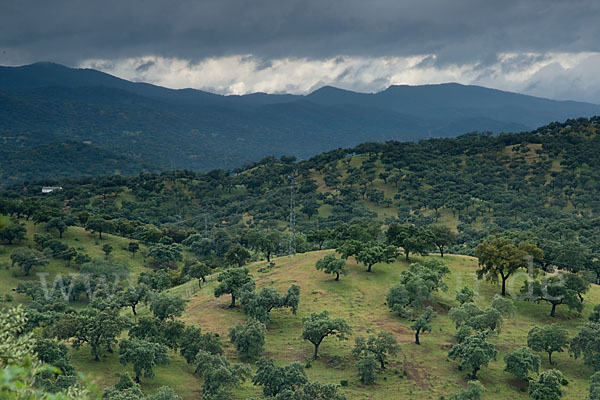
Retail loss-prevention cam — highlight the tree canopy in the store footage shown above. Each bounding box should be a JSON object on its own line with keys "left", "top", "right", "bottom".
{"left": 214, "top": 267, "right": 254, "bottom": 308}
{"left": 301, "top": 311, "right": 352, "bottom": 360}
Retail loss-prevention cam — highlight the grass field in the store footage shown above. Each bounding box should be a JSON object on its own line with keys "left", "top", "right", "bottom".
{"left": 174, "top": 250, "right": 600, "bottom": 399}
{"left": 0, "top": 221, "right": 151, "bottom": 303}
{"left": 2, "top": 221, "right": 599, "bottom": 399}
{"left": 0, "top": 219, "right": 199, "bottom": 397}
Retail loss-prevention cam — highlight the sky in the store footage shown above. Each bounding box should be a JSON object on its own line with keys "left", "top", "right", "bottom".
{"left": 2, "top": 0, "right": 600, "bottom": 103}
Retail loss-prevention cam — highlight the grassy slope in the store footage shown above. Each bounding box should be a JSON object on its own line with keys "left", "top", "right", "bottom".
{"left": 2, "top": 221, "right": 598, "bottom": 398}
{"left": 310, "top": 141, "right": 569, "bottom": 223}
{"left": 0, "top": 221, "right": 150, "bottom": 302}
{"left": 180, "top": 251, "right": 599, "bottom": 400}
{"left": 0, "top": 221, "right": 199, "bottom": 397}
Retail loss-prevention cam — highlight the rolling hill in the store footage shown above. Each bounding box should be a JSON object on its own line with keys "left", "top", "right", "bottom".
{"left": 171, "top": 251, "right": 600, "bottom": 399}
{"left": 3, "top": 118, "right": 600, "bottom": 399}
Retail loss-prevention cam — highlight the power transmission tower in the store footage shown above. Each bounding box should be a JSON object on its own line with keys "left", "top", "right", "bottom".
{"left": 204, "top": 213, "right": 209, "bottom": 237}
{"left": 288, "top": 171, "right": 298, "bottom": 255}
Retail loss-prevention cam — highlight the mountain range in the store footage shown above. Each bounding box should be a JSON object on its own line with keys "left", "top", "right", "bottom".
{"left": 1, "top": 62, "right": 599, "bottom": 186}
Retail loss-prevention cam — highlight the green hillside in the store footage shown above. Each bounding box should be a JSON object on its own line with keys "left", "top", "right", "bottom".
{"left": 0, "top": 141, "right": 159, "bottom": 188}
{"left": 3, "top": 117, "right": 600, "bottom": 399}
{"left": 178, "top": 251, "right": 599, "bottom": 399}
{"left": 5, "top": 116, "right": 599, "bottom": 256}
{"left": 2, "top": 232, "right": 599, "bottom": 399}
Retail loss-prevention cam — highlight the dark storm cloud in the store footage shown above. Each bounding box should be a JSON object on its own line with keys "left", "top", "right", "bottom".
{"left": 1, "top": 0, "right": 599, "bottom": 66}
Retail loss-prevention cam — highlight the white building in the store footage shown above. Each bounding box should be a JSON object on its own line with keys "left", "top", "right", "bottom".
{"left": 41, "top": 186, "right": 63, "bottom": 194}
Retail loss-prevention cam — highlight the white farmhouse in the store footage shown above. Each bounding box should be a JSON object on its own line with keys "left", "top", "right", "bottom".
{"left": 41, "top": 186, "right": 63, "bottom": 194}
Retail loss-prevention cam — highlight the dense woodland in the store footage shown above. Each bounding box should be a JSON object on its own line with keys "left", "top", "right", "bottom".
{"left": 2, "top": 62, "right": 600, "bottom": 180}
{"left": 2, "top": 117, "right": 600, "bottom": 399}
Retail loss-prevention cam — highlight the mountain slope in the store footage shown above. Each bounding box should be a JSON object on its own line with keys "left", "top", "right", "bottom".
{"left": 8, "top": 117, "right": 600, "bottom": 258}
{"left": 0, "top": 141, "right": 158, "bottom": 187}
{"left": 1, "top": 62, "right": 599, "bottom": 183}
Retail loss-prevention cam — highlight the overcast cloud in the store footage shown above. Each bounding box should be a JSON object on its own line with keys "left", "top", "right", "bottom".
{"left": 2, "top": 0, "right": 600, "bottom": 102}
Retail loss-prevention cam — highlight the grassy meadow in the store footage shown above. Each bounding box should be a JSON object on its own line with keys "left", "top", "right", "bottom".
{"left": 1, "top": 220, "right": 599, "bottom": 399}
{"left": 176, "top": 250, "right": 598, "bottom": 399}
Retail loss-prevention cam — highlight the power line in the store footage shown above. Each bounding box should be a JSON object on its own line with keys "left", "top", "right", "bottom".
{"left": 288, "top": 171, "right": 298, "bottom": 256}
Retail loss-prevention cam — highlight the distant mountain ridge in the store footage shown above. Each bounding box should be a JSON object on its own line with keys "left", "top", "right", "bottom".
{"left": 1, "top": 62, "right": 599, "bottom": 184}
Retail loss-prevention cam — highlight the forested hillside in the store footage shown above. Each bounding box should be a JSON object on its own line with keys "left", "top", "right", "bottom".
{"left": 1, "top": 62, "right": 600, "bottom": 182}
{"left": 5, "top": 116, "right": 599, "bottom": 258}
{"left": 0, "top": 141, "right": 159, "bottom": 188}
{"left": 2, "top": 117, "right": 600, "bottom": 399}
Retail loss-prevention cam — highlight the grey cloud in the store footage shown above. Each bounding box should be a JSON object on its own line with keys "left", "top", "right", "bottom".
{"left": 135, "top": 61, "right": 155, "bottom": 72}
{"left": 523, "top": 55, "right": 600, "bottom": 102}
{"left": 1, "top": 0, "right": 600, "bottom": 67}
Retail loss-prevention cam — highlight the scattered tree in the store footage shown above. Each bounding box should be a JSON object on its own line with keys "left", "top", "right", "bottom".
{"left": 448, "top": 332, "right": 497, "bottom": 379}
{"left": 46, "top": 217, "right": 68, "bottom": 238}
{"left": 229, "top": 318, "right": 266, "bottom": 359}
{"left": 119, "top": 284, "right": 150, "bottom": 316}
{"left": 102, "top": 373, "right": 144, "bottom": 400}
{"left": 74, "top": 252, "right": 92, "bottom": 266}
{"left": 456, "top": 286, "right": 475, "bottom": 305}
{"left": 73, "top": 305, "right": 130, "bottom": 361}
{"left": 179, "top": 325, "right": 223, "bottom": 364}
{"left": 148, "top": 386, "right": 183, "bottom": 400}
{"left": 528, "top": 369, "right": 565, "bottom": 400}
{"left": 352, "top": 331, "right": 400, "bottom": 369}
{"left": 301, "top": 311, "right": 352, "bottom": 360}
{"left": 307, "top": 229, "right": 331, "bottom": 250}
{"left": 386, "top": 223, "right": 435, "bottom": 261}
{"left": 102, "top": 243, "right": 113, "bottom": 259}
{"left": 355, "top": 243, "right": 397, "bottom": 272}
{"left": 589, "top": 304, "right": 600, "bottom": 323}
{"left": 571, "top": 322, "right": 600, "bottom": 371}
{"left": 386, "top": 260, "right": 449, "bottom": 317}
{"left": 521, "top": 272, "right": 589, "bottom": 317}
{"left": 225, "top": 243, "right": 252, "bottom": 267}
{"left": 240, "top": 284, "right": 300, "bottom": 324}
{"left": 148, "top": 243, "right": 183, "bottom": 269}
{"left": 588, "top": 371, "right": 600, "bottom": 400}
{"left": 278, "top": 381, "right": 346, "bottom": 400}
{"left": 256, "top": 231, "right": 282, "bottom": 262}
{"left": 504, "top": 347, "right": 540, "bottom": 381}
{"left": 189, "top": 261, "right": 211, "bottom": 287}
{"left": 138, "top": 269, "right": 171, "bottom": 292}
{"left": 214, "top": 267, "right": 254, "bottom": 308}
{"left": 411, "top": 306, "right": 436, "bottom": 345}
{"left": 315, "top": 254, "right": 347, "bottom": 281}
{"left": 194, "top": 350, "right": 250, "bottom": 400}
{"left": 430, "top": 225, "right": 456, "bottom": 257}
{"left": 128, "top": 316, "right": 184, "bottom": 351}
{"left": 34, "top": 338, "right": 77, "bottom": 392}
{"left": 476, "top": 238, "right": 542, "bottom": 296}
{"left": 356, "top": 353, "right": 377, "bottom": 384}
{"left": 252, "top": 358, "right": 308, "bottom": 397}
{"left": 150, "top": 292, "right": 187, "bottom": 321}
{"left": 10, "top": 247, "right": 48, "bottom": 276}
{"left": 128, "top": 242, "right": 140, "bottom": 258}
{"left": 118, "top": 338, "right": 169, "bottom": 383}
{"left": 85, "top": 217, "right": 112, "bottom": 240}
{"left": 491, "top": 294, "right": 516, "bottom": 316}
{"left": 0, "top": 223, "right": 27, "bottom": 244}
{"left": 335, "top": 239, "right": 364, "bottom": 260}
{"left": 449, "top": 303, "right": 504, "bottom": 334}
{"left": 527, "top": 324, "right": 568, "bottom": 365}
{"left": 449, "top": 380, "right": 485, "bottom": 400}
